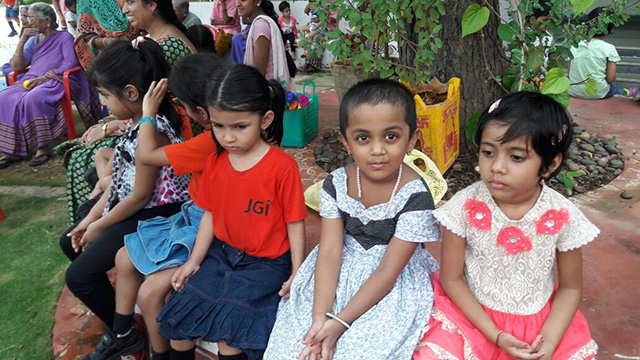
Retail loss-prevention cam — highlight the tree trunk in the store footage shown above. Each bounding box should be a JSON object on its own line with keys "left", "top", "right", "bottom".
{"left": 430, "top": 0, "right": 506, "bottom": 151}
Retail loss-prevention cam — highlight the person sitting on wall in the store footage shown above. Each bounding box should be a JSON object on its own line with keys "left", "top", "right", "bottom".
{"left": 173, "top": 0, "right": 201, "bottom": 29}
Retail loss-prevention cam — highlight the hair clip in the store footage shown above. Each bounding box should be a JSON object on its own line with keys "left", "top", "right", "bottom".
{"left": 131, "top": 36, "right": 145, "bottom": 50}
{"left": 488, "top": 98, "right": 501, "bottom": 113}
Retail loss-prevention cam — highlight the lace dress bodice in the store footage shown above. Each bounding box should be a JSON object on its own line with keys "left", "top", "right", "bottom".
{"left": 433, "top": 181, "right": 599, "bottom": 315}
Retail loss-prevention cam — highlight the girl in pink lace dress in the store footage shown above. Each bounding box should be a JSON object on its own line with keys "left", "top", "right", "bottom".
{"left": 414, "top": 92, "right": 599, "bottom": 360}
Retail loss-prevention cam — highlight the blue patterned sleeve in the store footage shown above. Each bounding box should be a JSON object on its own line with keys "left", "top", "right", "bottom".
{"left": 319, "top": 174, "right": 341, "bottom": 219}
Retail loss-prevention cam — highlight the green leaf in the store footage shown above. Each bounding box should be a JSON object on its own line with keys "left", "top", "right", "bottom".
{"left": 461, "top": 4, "right": 490, "bottom": 38}
{"left": 548, "top": 91, "right": 570, "bottom": 108}
{"left": 526, "top": 46, "right": 545, "bottom": 72}
{"left": 563, "top": 176, "right": 574, "bottom": 189}
{"left": 497, "top": 24, "right": 517, "bottom": 43}
{"left": 571, "top": 0, "right": 595, "bottom": 16}
{"left": 585, "top": 78, "right": 598, "bottom": 96}
{"left": 436, "top": 1, "right": 445, "bottom": 15}
{"left": 434, "top": 37, "right": 443, "bottom": 48}
{"left": 466, "top": 110, "right": 483, "bottom": 146}
{"left": 542, "top": 68, "right": 570, "bottom": 95}
{"left": 567, "top": 171, "right": 582, "bottom": 178}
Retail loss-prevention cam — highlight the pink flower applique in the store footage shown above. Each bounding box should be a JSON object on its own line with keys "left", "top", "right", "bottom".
{"left": 497, "top": 226, "right": 532, "bottom": 255}
{"left": 463, "top": 198, "right": 492, "bottom": 231}
{"left": 535, "top": 208, "right": 570, "bottom": 235}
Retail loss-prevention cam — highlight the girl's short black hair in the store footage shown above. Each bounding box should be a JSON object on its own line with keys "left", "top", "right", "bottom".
{"left": 339, "top": 78, "right": 417, "bottom": 137}
{"left": 142, "top": 0, "right": 187, "bottom": 34}
{"left": 88, "top": 39, "right": 182, "bottom": 132}
{"left": 278, "top": 1, "right": 290, "bottom": 12}
{"left": 588, "top": 7, "right": 614, "bottom": 37}
{"left": 169, "top": 53, "right": 222, "bottom": 112}
{"left": 476, "top": 91, "right": 573, "bottom": 180}
{"left": 205, "top": 63, "right": 286, "bottom": 154}
{"left": 186, "top": 25, "right": 216, "bottom": 54}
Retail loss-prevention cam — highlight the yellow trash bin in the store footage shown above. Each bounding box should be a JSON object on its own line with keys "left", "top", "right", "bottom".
{"left": 413, "top": 78, "right": 461, "bottom": 174}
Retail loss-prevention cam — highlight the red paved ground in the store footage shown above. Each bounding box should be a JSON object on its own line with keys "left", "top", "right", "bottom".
{"left": 52, "top": 93, "right": 640, "bottom": 359}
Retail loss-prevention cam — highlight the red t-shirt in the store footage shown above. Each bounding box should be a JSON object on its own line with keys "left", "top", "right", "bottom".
{"left": 196, "top": 145, "right": 308, "bottom": 258}
{"left": 164, "top": 130, "right": 216, "bottom": 200}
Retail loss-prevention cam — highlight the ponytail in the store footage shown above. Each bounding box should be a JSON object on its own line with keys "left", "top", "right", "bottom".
{"left": 265, "top": 79, "right": 285, "bottom": 146}
{"left": 88, "top": 39, "right": 182, "bottom": 132}
{"left": 206, "top": 64, "right": 286, "bottom": 154}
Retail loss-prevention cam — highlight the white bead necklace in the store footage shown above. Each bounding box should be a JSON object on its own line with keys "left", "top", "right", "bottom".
{"left": 356, "top": 164, "right": 403, "bottom": 221}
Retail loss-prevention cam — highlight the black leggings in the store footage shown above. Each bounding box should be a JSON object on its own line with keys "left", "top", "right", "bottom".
{"left": 283, "top": 32, "right": 296, "bottom": 52}
{"left": 60, "top": 202, "right": 183, "bottom": 327}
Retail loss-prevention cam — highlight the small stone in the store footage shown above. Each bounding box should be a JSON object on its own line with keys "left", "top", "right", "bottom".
{"left": 597, "top": 167, "right": 606, "bottom": 174}
{"left": 578, "top": 132, "right": 590, "bottom": 140}
{"left": 329, "top": 165, "right": 337, "bottom": 171}
{"left": 605, "top": 145, "right": 619, "bottom": 154}
{"left": 315, "top": 142, "right": 324, "bottom": 149}
{"left": 575, "top": 185, "right": 587, "bottom": 194}
{"left": 621, "top": 191, "right": 633, "bottom": 200}
{"left": 580, "top": 143, "right": 595, "bottom": 152}
{"left": 609, "top": 159, "right": 624, "bottom": 169}
{"left": 605, "top": 167, "right": 615, "bottom": 172}
{"left": 323, "top": 144, "right": 332, "bottom": 150}
{"left": 314, "top": 148, "right": 323, "bottom": 155}
{"left": 564, "top": 188, "right": 573, "bottom": 197}
{"left": 345, "top": 156, "right": 354, "bottom": 164}
{"left": 321, "top": 151, "right": 337, "bottom": 159}
{"left": 453, "top": 163, "right": 463, "bottom": 171}
{"left": 574, "top": 125, "right": 586, "bottom": 133}
{"left": 579, "top": 159, "right": 596, "bottom": 166}
{"left": 578, "top": 170, "right": 587, "bottom": 176}
{"left": 614, "top": 169, "right": 622, "bottom": 176}
{"left": 566, "top": 161, "right": 580, "bottom": 172}
{"left": 327, "top": 138, "right": 338, "bottom": 144}
{"left": 337, "top": 153, "right": 346, "bottom": 160}
{"left": 568, "top": 150, "right": 580, "bottom": 161}
{"left": 581, "top": 151, "right": 593, "bottom": 158}
{"left": 594, "top": 145, "right": 606, "bottom": 153}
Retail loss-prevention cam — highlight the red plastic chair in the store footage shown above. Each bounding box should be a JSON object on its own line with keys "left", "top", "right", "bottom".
{"left": 8, "top": 66, "right": 82, "bottom": 140}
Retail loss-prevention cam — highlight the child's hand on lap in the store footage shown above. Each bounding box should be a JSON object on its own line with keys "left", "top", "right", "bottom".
{"left": 278, "top": 274, "right": 295, "bottom": 298}
{"left": 78, "top": 221, "right": 105, "bottom": 251}
{"left": 68, "top": 219, "right": 90, "bottom": 252}
{"left": 528, "top": 335, "right": 553, "bottom": 360}
{"left": 298, "top": 318, "right": 326, "bottom": 359}
{"left": 498, "top": 332, "right": 544, "bottom": 360}
{"left": 305, "top": 319, "right": 346, "bottom": 360}
{"left": 172, "top": 260, "right": 200, "bottom": 292}
{"left": 142, "top": 79, "right": 168, "bottom": 118}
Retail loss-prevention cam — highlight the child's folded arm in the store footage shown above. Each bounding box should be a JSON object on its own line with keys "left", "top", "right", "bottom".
{"left": 334, "top": 237, "right": 418, "bottom": 326}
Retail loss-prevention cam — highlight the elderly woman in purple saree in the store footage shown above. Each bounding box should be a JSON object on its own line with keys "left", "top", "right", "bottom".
{"left": 0, "top": 3, "right": 100, "bottom": 169}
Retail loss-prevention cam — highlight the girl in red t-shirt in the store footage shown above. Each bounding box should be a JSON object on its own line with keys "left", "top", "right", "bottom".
{"left": 157, "top": 63, "right": 308, "bottom": 360}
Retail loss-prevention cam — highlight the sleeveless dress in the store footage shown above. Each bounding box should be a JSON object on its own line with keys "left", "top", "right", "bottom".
{"left": 414, "top": 181, "right": 599, "bottom": 360}
{"left": 264, "top": 167, "right": 440, "bottom": 360}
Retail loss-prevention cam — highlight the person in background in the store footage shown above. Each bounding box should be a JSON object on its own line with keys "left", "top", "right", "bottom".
{"left": 209, "top": 0, "right": 240, "bottom": 56}
{"left": 51, "top": 0, "right": 68, "bottom": 30}
{"left": 568, "top": 7, "right": 637, "bottom": 99}
{"left": 64, "top": 0, "right": 77, "bottom": 36}
{"left": 3, "top": 0, "right": 20, "bottom": 37}
{"left": 2, "top": 5, "right": 36, "bottom": 79}
{"left": 298, "top": 2, "right": 339, "bottom": 73}
{"left": 186, "top": 24, "right": 216, "bottom": 53}
{"left": 278, "top": 1, "right": 297, "bottom": 59}
{"left": 173, "top": 0, "right": 201, "bottom": 29}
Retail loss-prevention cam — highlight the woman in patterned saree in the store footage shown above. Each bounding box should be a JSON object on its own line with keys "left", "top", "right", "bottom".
{"left": 0, "top": 3, "right": 101, "bottom": 170}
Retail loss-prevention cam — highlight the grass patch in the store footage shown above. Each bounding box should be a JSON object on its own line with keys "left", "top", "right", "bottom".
{"left": 0, "top": 194, "right": 70, "bottom": 359}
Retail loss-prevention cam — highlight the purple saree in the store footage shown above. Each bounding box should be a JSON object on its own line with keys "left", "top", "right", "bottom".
{"left": 0, "top": 30, "right": 101, "bottom": 157}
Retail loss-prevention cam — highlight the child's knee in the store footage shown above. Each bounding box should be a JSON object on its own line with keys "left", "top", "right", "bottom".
{"left": 138, "top": 279, "right": 168, "bottom": 307}
{"left": 115, "top": 247, "right": 136, "bottom": 273}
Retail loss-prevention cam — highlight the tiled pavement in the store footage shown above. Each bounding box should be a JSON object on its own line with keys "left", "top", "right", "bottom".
{"left": 52, "top": 93, "right": 640, "bottom": 359}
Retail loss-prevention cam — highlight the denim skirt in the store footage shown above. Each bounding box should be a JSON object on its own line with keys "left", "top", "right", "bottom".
{"left": 125, "top": 200, "right": 204, "bottom": 275}
{"left": 157, "top": 239, "right": 291, "bottom": 359}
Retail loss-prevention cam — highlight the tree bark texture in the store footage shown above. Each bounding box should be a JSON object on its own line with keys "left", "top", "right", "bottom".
{"left": 430, "top": 0, "right": 507, "bottom": 150}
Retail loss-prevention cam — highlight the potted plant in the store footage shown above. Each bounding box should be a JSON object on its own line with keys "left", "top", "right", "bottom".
{"left": 316, "top": 0, "right": 446, "bottom": 100}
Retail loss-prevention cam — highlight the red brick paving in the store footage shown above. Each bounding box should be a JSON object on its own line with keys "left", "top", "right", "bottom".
{"left": 52, "top": 92, "right": 640, "bottom": 359}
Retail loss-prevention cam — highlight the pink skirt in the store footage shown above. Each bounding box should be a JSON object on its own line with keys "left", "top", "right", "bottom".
{"left": 413, "top": 271, "right": 598, "bottom": 360}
